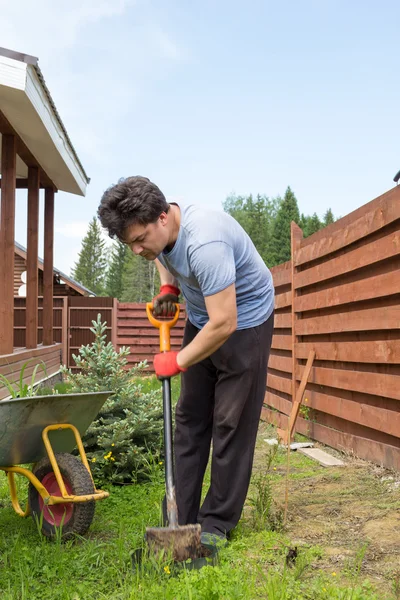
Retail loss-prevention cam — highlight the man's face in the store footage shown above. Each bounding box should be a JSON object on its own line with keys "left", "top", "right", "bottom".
{"left": 121, "top": 213, "right": 169, "bottom": 261}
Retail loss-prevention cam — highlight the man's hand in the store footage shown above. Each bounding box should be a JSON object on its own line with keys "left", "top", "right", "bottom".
{"left": 153, "top": 284, "right": 180, "bottom": 317}
{"left": 153, "top": 351, "right": 187, "bottom": 379}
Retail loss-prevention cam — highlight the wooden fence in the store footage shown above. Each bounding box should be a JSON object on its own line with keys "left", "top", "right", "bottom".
{"left": 9, "top": 185, "right": 400, "bottom": 470}
{"left": 263, "top": 185, "right": 400, "bottom": 471}
{"left": 116, "top": 303, "right": 186, "bottom": 371}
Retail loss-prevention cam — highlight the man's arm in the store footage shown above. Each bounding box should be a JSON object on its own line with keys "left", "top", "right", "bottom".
{"left": 176, "top": 283, "right": 237, "bottom": 369}
{"left": 154, "top": 258, "right": 178, "bottom": 287}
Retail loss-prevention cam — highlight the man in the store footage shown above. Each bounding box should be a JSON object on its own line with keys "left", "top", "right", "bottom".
{"left": 98, "top": 176, "right": 274, "bottom": 549}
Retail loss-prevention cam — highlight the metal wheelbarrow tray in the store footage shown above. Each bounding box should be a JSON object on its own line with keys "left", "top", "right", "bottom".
{"left": 0, "top": 391, "right": 112, "bottom": 540}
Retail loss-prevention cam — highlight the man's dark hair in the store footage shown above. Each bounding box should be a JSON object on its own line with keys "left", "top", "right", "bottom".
{"left": 97, "top": 176, "right": 169, "bottom": 239}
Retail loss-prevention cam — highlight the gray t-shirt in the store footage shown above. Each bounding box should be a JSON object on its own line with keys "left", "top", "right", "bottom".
{"left": 157, "top": 204, "right": 274, "bottom": 330}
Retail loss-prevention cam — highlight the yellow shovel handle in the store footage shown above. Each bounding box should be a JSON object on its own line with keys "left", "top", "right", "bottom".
{"left": 146, "top": 303, "right": 180, "bottom": 352}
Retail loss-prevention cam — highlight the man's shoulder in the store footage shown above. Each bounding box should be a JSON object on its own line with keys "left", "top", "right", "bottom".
{"left": 181, "top": 204, "right": 239, "bottom": 247}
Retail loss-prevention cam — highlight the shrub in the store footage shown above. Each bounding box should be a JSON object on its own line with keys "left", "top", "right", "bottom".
{"left": 61, "top": 315, "right": 164, "bottom": 484}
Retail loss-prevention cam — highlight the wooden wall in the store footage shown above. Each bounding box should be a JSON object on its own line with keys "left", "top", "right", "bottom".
{"left": 0, "top": 344, "right": 62, "bottom": 400}
{"left": 262, "top": 185, "right": 400, "bottom": 471}
{"left": 116, "top": 303, "right": 186, "bottom": 371}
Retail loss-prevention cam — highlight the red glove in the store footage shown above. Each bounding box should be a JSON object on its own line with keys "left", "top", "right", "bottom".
{"left": 153, "top": 284, "right": 180, "bottom": 317}
{"left": 153, "top": 351, "right": 187, "bottom": 379}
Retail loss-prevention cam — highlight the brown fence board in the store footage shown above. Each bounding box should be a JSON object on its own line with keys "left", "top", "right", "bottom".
{"left": 297, "top": 364, "right": 400, "bottom": 401}
{"left": 274, "top": 313, "right": 292, "bottom": 328}
{"left": 271, "top": 335, "right": 292, "bottom": 351}
{"left": 296, "top": 306, "right": 400, "bottom": 336}
{"left": 295, "top": 186, "right": 400, "bottom": 266}
{"left": 296, "top": 269, "right": 399, "bottom": 312}
{"left": 296, "top": 340, "right": 400, "bottom": 364}
{"left": 275, "top": 291, "right": 292, "bottom": 309}
{"left": 267, "top": 373, "right": 292, "bottom": 395}
{"left": 271, "top": 261, "right": 291, "bottom": 287}
{"left": 268, "top": 354, "right": 292, "bottom": 373}
{"left": 295, "top": 229, "right": 400, "bottom": 290}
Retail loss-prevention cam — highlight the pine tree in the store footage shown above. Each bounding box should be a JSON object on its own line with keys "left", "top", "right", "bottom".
{"left": 71, "top": 217, "right": 107, "bottom": 295}
{"left": 323, "top": 208, "right": 335, "bottom": 226}
{"left": 304, "top": 212, "right": 322, "bottom": 237}
{"left": 105, "top": 240, "right": 128, "bottom": 299}
{"left": 121, "top": 251, "right": 160, "bottom": 302}
{"left": 269, "top": 186, "right": 300, "bottom": 265}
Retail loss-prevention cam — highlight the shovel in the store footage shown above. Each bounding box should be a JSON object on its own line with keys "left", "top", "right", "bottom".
{"left": 145, "top": 302, "right": 201, "bottom": 563}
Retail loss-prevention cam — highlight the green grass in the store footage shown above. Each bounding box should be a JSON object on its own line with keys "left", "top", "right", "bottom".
{"left": 0, "top": 376, "right": 395, "bottom": 599}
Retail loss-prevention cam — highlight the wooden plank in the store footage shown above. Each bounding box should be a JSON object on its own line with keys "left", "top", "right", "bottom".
{"left": 43, "top": 188, "right": 55, "bottom": 346}
{"left": 274, "top": 291, "right": 292, "bottom": 309}
{"left": 62, "top": 297, "right": 68, "bottom": 366}
{"left": 278, "top": 351, "right": 315, "bottom": 443}
{"left": 297, "top": 364, "right": 400, "bottom": 401}
{"left": 271, "top": 335, "right": 292, "bottom": 351}
{"left": 26, "top": 167, "right": 40, "bottom": 349}
{"left": 0, "top": 134, "right": 16, "bottom": 354}
{"left": 291, "top": 223, "right": 303, "bottom": 402}
{"left": 0, "top": 110, "right": 55, "bottom": 189}
{"left": 267, "top": 373, "right": 292, "bottom": 395}
{"left": 300, "top": 387, "right": 400, "bottom": 439}
{"left": 261, "top": 407, "right": 400, "bottom": 471}
{"left": 117, "top": 327, "right": 184, "bottom": 337}
{"left": 273, "top": 313, "right": 292, "bottom": 328}
{"left": 296, "top": 269, "right": 400, "bottom": 312}
{"left": 271, "top": 262, "right": 292, "bottom": 287}
{"left": 0, "top": 179, "right": 46, "bottom": 189}
{"left": 111, "top": 298, "right": 118, "bottom": 348}
{"left": 296, "top": 340, "right": 400, "bottom": 364}
{"left": 117, "top": 337, "right": 183, "bottom": 347}
{"left": 0, "top": 343, "right": 61, "bottom": 366}
{"left": 268, "top": 354, "right": 292, "bottom": 373}
{"left": 295, "top": 186, "right": 400, "bottom": 266}
{"left": 265, "top": 390, "right": 292, "bottom": 415}
{"left": 296, "top": 306, "right": 400, "bottom": 336}
{"left": 295, "top": 229, "right": 400, "bottom": 290}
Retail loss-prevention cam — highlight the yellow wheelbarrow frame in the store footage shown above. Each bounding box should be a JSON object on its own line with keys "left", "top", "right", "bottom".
{"left": 0, "top": 423, "right": 108, "bottom": 518}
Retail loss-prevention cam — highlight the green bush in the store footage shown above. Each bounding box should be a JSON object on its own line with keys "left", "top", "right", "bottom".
{"left": 61, "top": 315, "right": 164, "bottom": 484}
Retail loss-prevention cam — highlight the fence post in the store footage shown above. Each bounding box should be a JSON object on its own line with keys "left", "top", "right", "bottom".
{"left": 61, "top": 296, "right": 68, "bottom": 366}
{"left": 291, "top": 222, "right": 304, "bottom": 405}
{"left": 111, "top": 297, "right": 118, "bottom": 349}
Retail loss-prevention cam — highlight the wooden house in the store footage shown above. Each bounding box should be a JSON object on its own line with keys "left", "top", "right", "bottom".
{"left": 0, "top": 47, "right": 90, "bottom": 397}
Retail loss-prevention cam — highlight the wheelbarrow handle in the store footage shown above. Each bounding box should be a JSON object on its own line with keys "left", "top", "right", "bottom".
{"left": 146, "top": 303, "right": 180, "bottom": 352}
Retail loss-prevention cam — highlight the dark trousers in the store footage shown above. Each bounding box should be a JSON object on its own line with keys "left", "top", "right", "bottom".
{"left": 174, "top": 311, "right": 274, "bottom": 536}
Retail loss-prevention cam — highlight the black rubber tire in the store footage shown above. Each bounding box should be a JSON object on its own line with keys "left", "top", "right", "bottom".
{"left": 28, "top": 452, "right": 96, "bottom": 540}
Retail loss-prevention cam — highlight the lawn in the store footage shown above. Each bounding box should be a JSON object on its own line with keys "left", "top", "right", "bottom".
{"left": 0, "top": 376, "right": 399, "bottom": 599}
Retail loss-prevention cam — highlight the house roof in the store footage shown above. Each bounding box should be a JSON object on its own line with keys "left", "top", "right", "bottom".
{"left": 14, "top": 241, "right": 96, "bottom": 296}
{"left": 0, "top": 47, "right": 90, "bottom": 195}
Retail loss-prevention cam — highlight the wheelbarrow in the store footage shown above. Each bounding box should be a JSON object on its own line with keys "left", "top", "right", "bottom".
{"left": 0, "top": 391, "right": 112, "bottom": 540}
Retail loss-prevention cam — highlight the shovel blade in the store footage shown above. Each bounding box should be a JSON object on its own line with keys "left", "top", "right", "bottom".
{"left": 146, "top": 523, "right": 201, "bottom": 562}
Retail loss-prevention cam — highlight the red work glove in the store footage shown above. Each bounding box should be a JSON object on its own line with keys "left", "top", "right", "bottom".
{"left": 153, "top": 351, "right": 187, "bottom": 379}
{"left": 153, "top": 284, "right": 180, "bottom": 317}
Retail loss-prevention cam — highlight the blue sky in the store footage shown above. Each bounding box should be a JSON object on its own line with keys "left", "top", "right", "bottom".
{"left": 2, "top": 0, "right": 400, "bottom": 274}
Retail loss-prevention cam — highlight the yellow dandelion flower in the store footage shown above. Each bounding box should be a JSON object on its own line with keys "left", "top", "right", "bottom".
{"left": 331, "top": 572, "right": 336, "bottom": 577}
{"left": 164, "top": 565, "right": 170, "bottom": 574}
{"left": 92, "top": 458, "right": 96, "bottom": 462}
{"left": 273, "top": 467, "right": 277, "bottom": 471}
{"left": 159, "top": 461, "right": 163, "bottom": 465}
{"left": 111, "top": 457, "right": 115, "bottom": 462}
{"left": 111, "top": 443, "right": 115, "bottom": 447}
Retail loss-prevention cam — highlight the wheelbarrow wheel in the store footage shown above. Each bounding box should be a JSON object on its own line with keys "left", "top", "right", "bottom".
{"left": 28, "top": 452, "right": 96, "bottom": 540}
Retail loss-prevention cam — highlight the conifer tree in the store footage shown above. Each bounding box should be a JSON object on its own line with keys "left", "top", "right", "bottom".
{"left": 71, "top": 217, "right": 107, "bottom": 295}
{"left": 105, "top": 240, "right": 128, "bottom": 299}
{"left": 268, "top": 186, "right": 300, "bottom": 265}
